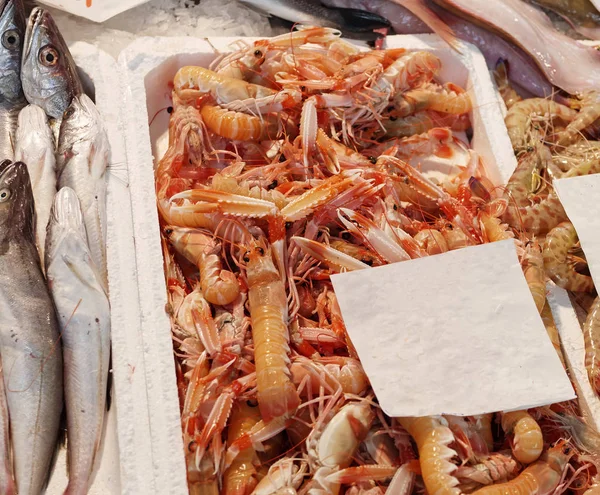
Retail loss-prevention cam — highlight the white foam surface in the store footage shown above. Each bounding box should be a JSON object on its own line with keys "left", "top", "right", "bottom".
{"left": 331, "top": 240, "right": 574, "bottom": 417}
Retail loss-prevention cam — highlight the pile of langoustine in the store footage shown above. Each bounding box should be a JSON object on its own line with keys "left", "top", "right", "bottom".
{"left": 154, "top": 27, "right": 600, "bottom": 495}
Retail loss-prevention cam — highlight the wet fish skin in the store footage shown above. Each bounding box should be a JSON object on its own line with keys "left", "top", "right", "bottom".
{"left": 432, "top": 0, "right": 600, "bottom": 94}
{"left": 0, "top": 355, "right": 15, "bottom": 495}
{"left": 0, "top": 0, "right": 26, "bottom": 160}
{"left": 14, "top": 104, "right": 56, "bottom": 267}
{"left": 21, "top": 7, "right": 82, "bottom": 120}
{"left": 0, "top": 159, "right": 63, "bottom": 495}
{"left": 239, "top": 0, "right": 391, "bottom": 38}
{"left": 46, "top": 187, "right": 110, "bottom": 495}
{"left": 57, "top": 94, "right": 109, "bottom": 291}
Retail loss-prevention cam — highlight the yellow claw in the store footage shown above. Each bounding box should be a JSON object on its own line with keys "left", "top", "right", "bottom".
{"left": 171, "top": 189, "right": 279, "bottom": 218}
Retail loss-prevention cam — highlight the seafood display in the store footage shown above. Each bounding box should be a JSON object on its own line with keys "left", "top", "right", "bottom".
{"left": 153, "top": 30, "right": 600, "bottom": 494}
{"left": 0, "top": 3, "right": 111, "bottom": 494}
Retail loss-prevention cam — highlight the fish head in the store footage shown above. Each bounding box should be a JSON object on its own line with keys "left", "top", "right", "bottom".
{"left": 0, "top": 160, "right": 34, "bottom": 244}
{"left": 21, "top": 7, "right": 82, "bottom": 119}
{"left": 0, "top": 0, "right": 25, "bottom": 102}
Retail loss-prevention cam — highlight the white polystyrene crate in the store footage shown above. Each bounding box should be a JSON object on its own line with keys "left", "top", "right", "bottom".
{"left": 44, "top": 42, "right": 153, "bottom": 495}
{"left": 547, "top": 283, "right": 600, "bottom": 431}
{"left": 116, "top": 33, "right": 599, "bottom": 491}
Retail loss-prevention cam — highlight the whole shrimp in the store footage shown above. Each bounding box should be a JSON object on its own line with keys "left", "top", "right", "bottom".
{"left": 400, "top": 415, "right": 573, "bottom": 495}
{"left": 165, "top": 226, "right": 240, "bottom": 306}
{"left": 473, "top": 441, "right": 574, "bottom": 495}
{"left": 500, "top": 410, "right": 544, "bottom": 464}
{"left": 222, "top": 400, "right": 261, "bottom": 495}
{"left": 583, "top": 297, "right": 600, "bottom": 396}
{"left": 393, "top": 82, "right": 472, "bottom": 116}
{"left": 543, "top": 222, "right": 594, "bottom": 292}
{"left": 521, "top": 241, "right": 546, "bottom": 314}
{"left": 306, "top": 398, "right": 396, "bottom": 495}
{"left": 502, "top": 146, "right": 568, "bottom": 235}
{"left": 504, "top": 98, "right": 576, "bottom": 151}
{"left": 174, "top": 66, "right": 300, "bottom": 114}
{"left": 244, "top": 238, "right": 300, "bottom": 422}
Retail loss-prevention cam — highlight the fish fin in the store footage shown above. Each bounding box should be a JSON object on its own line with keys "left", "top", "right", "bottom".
{"left": 329, "top": 7, "right": 391, "bottom": 31}
{"left": 390, "top": 0, "right": 460, "bottom": 51}
{"left": 236, "top": 0, "right": 272, "bottom": 17}
{"left": 106, "top": 348, "right": 113, "bottom": 412}
{"left": 61, "top": 251, "right": 107, "bottom": 297}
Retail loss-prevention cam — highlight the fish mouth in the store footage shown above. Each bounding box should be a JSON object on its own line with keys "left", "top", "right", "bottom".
{"left": 23, "top": 6, "right": 44, "bottom": 62}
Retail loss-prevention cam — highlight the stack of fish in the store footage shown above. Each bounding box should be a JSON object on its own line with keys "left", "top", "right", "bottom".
{"left": 0, "top": 1, "right": 110, "bottom": 494}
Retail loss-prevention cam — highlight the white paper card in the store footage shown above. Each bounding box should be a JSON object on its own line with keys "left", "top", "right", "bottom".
{"left": 555, "top": 175, "right": 600, "bottom": 292}
{"left": 37, "top": 0, "right": 149, "bottom": 23}
{"left": 330, "top": 239, "right": 574, "bottom": 417}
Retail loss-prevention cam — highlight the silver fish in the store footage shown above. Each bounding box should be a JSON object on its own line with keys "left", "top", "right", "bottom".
{"left": 238, "top": 0, "right": 391, "bottom": 39}
{"left": 0, "top": 159, "right": 63, "bottom": 495}
{"left": 0, "top": 355, "right": 15, "bottom": 495}
{"left": 46, "top": 187, "right": 110, "bottom": 495}
{"left": 57, "top": 94, "right": 109, "bottom": 291}
{"left": 14, "top": 104, "right": 56, "bottom": 267}
{"left": 0, "top": 0, "right": 26, "bottom": 160}
{"left": 433, "top": 0, "right": 600, "bottom": 94}
{"left": 21, "top": 7, "right": 82, "bottom": 121}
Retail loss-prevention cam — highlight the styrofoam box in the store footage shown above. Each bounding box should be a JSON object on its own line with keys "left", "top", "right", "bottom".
{"left": 110, "top": 34, "right": 600, "bottom": 493}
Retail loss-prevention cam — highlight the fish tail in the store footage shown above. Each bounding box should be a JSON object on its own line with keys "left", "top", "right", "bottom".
{"left": 334, "top": 7, "right": 391, "bottom": 31}
{"left": 391, "top": 0, "right": 460, "bottom": 51}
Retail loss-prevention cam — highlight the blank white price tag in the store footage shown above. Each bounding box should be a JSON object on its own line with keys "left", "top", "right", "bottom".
{"left": 38, "top": 0, "right": 149, "bottom": 22}
{"left": 331, "top": 239, "right": 574, "bottom": 417}
{"left": 555, "top": 175, "right": 600, "bottom": 291}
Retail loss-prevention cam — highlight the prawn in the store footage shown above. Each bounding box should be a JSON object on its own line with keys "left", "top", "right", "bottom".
{"left": 504, "top": 98, "right": 576, "bottom": 151}
{"left": 384, "top": 111, "right": 471, "bottom": 138}
{"left": 502, "top": 146, "right": 568, "bottom": 235}
{"left": 521, "top": 240, "right": 546, "bottom": 314}
{"left": 393, "top": 82, "right": 472, "bottom": 116}
{"left": 473, "top": 441, "right": 574, "bottom": 495}
{"left": 543, "top": 222, "right": 594, "bottom": 292}
{"left": 222, "top": 400, "right": 261, "bottom": 495}
{"left": 174, "top": 66, "right": 300, "bottom": 113}
{"left": 200, "top": 104, "right": 280, "bottom": 142}
{"left": 557, "top": 91, "right": 600, "bottom": 147}
{"left": 500, "top": 410, "right": 544, "bottom": 464}
{"left": 244, "top": 238, "right": 300, "bottom": 421}
{"left": 165, "top": 226, "right": 240, "bottom": 306}
{"left": 583, "top": 297, "right": 600, "bottom": 396}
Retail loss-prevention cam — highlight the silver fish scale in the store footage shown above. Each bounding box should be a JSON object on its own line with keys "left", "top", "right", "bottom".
{"left": 0, "top": 240, "right": 63, "bottom": 495}
{"left": 56, "top": 95, "right": 109, "bottom": 291}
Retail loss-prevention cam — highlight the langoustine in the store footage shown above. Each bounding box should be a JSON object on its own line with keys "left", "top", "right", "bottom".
{"left": 154, "top": 30, "right": 597, "bottom": 495}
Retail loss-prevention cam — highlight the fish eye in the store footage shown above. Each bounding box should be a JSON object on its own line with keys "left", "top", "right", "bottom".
{"left": 563, "top": 446, "right": 572, "bottom": 455}
{"left": 2, "top": 30, "right": 20, "bottom": 50}
{"left": 39, "top": 46, "right": 59, "bottom": 67}
{"left": 253, "top": 49, "right": 262, "bottom": 58}
{"left": 0, "top": 188, "right": 10, "bottom": 202}
{"left": 243, "top": 252, "right": 250, "bottom": 263}
{"left": 255, "top": 247, "right": 264, "bottom": 255}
